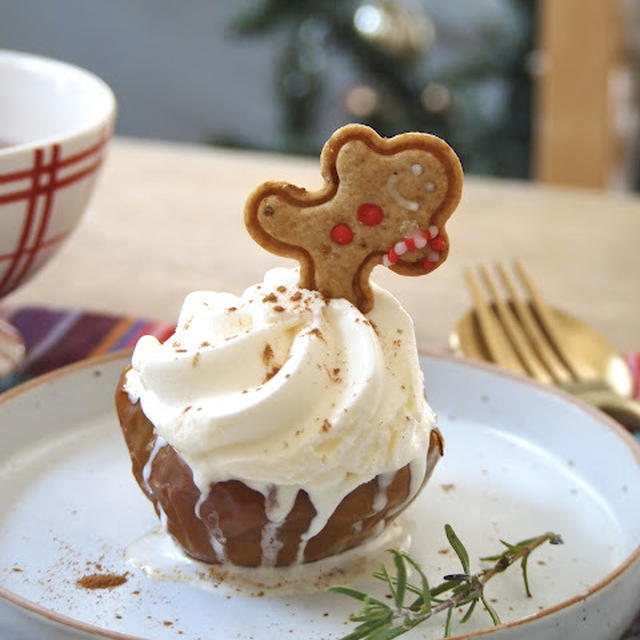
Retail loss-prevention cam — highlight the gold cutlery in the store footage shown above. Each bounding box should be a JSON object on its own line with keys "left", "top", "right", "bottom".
{"left": 451, "top": 261, "right": 640, "bottom": 429}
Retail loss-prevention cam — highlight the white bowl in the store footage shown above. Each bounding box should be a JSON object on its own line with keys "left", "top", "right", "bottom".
{"left": 0, "top": 49, "right": 116, "bottom": 297}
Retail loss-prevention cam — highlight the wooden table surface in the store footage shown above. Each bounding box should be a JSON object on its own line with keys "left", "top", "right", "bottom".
{"left": 7, "top": 137, "right": 640, "bottom": 354}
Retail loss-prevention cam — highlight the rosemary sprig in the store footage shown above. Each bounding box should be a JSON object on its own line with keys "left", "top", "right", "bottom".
{"left": 328, "top": 525, "right": 563, "bottom": 639}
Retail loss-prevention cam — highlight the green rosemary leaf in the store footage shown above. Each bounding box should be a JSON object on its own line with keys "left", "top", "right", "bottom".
{"left": 328, "top": 586, "right": 389, "bottom": 610}
{"left": 459, "top": 597, "right": 478, "bottom": 623}
{"left": 377, "top": 564, "right": 397, "bottom": 603}
{"left": 499, "top": 539, "right": 516, "bottom": 550}
{"left": 337, "top": 628, "right": 377, "bottom": 640}
{"left": 341, "top": 619, "right": 405, "bottom": 640}
{"left": 371, "top": 567, "right": 423, "bottom": 606}
{"left": 350, "top": 606, "right": 391, "bottom": 623}
{"left": 339, "top": 620, "right": 392, "bottom": 640}
{"left": 521, "top": 553, "right": 532, "bottom": 598}
{"left": 429, "top": 579, "right": 459, "bottom": 597}
{"left": 445, "top": 524, "right": 470, "bottom": 574}
{"left": 327, "top": 585, "right": 371, "bottom": 601}
{"left": 480, "top": 592, "right": 501, "bottom": 626}
{"left": 402, "top": 552, "right": 431, "bottom": 614}
{"left": 391, "top": 550, "right": 407, "bottom": 610}
{"left": 444, "top": 606, "right": 453, "bottom": 637}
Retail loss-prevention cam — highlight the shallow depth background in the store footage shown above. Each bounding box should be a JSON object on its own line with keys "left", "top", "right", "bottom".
{"left": 1, "top": 0, "right": 638, "bottom": 189}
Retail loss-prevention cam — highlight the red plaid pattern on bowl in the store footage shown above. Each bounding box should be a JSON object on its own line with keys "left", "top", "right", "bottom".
{"left": 0, "top": 49, "right": 116, "bottom": 298}
{"left": 0, "top": 132, "right": 111, "bottom": 296}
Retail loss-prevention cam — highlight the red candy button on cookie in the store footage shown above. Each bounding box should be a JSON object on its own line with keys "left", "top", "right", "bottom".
{"left": 330, "top": 223, "right": 354, "bottom": 245}
{"left": 357, "top": 203, "right": 384, "bottom": 226}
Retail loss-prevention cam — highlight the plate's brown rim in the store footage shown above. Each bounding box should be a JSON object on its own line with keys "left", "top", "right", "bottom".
{"left": 0, "top": 350, "right": 638, "bottom": 640}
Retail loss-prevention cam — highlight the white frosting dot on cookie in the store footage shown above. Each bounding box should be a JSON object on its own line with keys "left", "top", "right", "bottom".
{"left": 411, "top": 163, "right": 423, "bottom": 176}
{"left": 425, "top": 181, "right": 436, "bottom": 192}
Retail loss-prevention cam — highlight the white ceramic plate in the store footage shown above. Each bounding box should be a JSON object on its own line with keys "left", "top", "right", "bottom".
{"left": 0, "top": 353, "right": 639, "bottom": 640}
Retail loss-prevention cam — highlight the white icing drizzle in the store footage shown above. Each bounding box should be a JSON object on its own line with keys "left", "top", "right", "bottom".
{"left": 387, "top": 173, "right": 419, "bottom": 211}
{"left": 372, "top": 470, "right": 396, "bottom": 511}
{"left": 408, "top": 455, "right": 428, "bottom": 505}
{"left": 140, "top": 436, "right": 174, "bottom": 538}
{"left": 411, "top": 163, "right": 423, "bottom": 176}
{"left": 258, "top": 484, "right": 299, "bottom": 567}
{"left": 142, "top": 435, "right": 167, "bottom": 494}
{"left": 293, "top": 453, "right": 427, "bottom": 565}
{"left": 292, "top": 483, "right": 351, "bottom": 564}
{"left": 262, "top": 484, "right": 299, "bottom": 523}
{"left": 372, "top": 456, "right": 430, "bottom": 525}
{"left": 260, "top": 521, "right": 284, "bottom": 567}
{"left": 194, "top": 491, "right": 227, "bottom": 563}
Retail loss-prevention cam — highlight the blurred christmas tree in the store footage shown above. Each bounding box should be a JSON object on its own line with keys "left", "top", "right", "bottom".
{"left": 228, "top": 0, "right": 536, "bottom": 179}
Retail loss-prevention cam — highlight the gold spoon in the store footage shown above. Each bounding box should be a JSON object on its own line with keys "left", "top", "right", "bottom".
{"left": 451, "top": 298, "right": 640, "bottom": 430}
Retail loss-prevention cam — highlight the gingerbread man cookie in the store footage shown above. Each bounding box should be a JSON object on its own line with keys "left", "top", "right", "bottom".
{"left": 244, "top": 124, "right": 463, "bottom": 312}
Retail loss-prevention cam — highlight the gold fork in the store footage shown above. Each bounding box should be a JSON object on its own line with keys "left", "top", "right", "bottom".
{"left": 459, "top": 261, "right": 640, "bottom": 428}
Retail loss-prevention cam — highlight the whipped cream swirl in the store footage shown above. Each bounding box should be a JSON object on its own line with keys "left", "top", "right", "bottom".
{"left": 125, "top": 268, "right": 436, "bottom": 532}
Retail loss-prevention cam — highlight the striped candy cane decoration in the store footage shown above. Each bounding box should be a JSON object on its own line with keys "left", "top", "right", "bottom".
{"left": 382, "top": 225, "right": 447, "bottom": 271}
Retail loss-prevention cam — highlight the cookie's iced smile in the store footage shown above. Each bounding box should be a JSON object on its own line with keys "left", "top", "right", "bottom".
{"left": 387, "top": 172, "right": 419, "bottom": 212}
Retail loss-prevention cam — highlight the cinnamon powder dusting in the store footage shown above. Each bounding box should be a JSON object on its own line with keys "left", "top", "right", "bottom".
{"left": 262, "top": 344, "right": 274, "bottom": 364}
{"left": 76, "top": 572, "right": 129, "bottom": 590}
{"left": 264, "top": 365, "right": 281, "bottom": 382}
{"left": 262, "top": 343, "right": 281, "bottom": 382}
